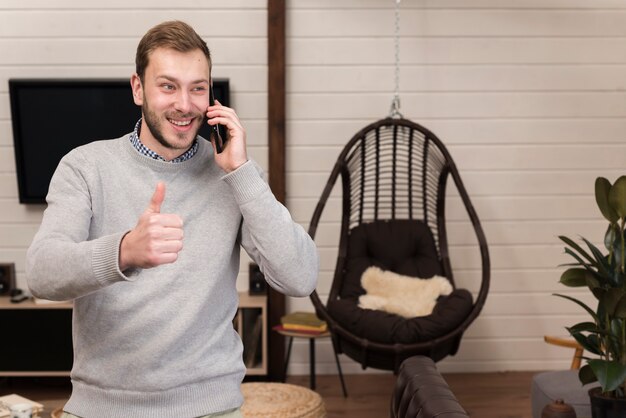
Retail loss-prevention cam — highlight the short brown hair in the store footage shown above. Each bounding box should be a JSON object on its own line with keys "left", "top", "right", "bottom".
{"left": 135, "top": 21, "right": 211, "bottom": 81}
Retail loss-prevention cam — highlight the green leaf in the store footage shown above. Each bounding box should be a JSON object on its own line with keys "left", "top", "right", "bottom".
{"left": 560, "top": 268, "right": 588, "bottom": 287}
{"left": 592, "top": 286, "right": 607, "bottom": 302}
{"left": 588, "top": 359, "right": 626, "bottom": 393}
{"left": 560, "top": 235, "right": 596, "bottom": 265}
{"left": 582, "top": 237, "right": 612, "bottom": 280}
{"left": 568, "top": 322, "right": 600, "bottom": 334}
{"left": 596, "top": 177, "right": 620, "bottom": 223}
{"left": 562, "top": 248, "right": 593, "bottom": 270}
{"left": 571, "top": 333, "right": 601, "bottom": 355}
{"left": 579, "top": 364, "right": 598, "bottom": 385}
{"left": 608, "top": 176, "right": 626, "bottom": 219}
{"left": 586, "top": 272, "right": 602, "bottom": 290}
{"left": 554, "top": 293, "right": 599, "bottom": 322}
{"left": 586, "top": 334, "right": 603, "bottom": 356}
{"left": 560, "top": 245, "right": 607, "bottom": 287}
{"left": 615, "top": 296, "right": 626, "bottom": 319}
{"left": 608, "top": 319, "right": 624, "bottom": 356}
{"left": 603, "top": 288, "right": 626, "bottom": 316}
{"left": 605, "top": 224, "right": 618, "bottom": 252}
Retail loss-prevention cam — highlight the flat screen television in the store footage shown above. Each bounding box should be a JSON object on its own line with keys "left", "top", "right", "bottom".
{"left": 9, "top": 78, "right": 230, "bottom": 204}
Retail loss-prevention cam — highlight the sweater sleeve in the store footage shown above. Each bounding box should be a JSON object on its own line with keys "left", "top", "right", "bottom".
{"left": 26, "top": 150, "right": 131, "bottom": 301}
{"left": 222, "top": 160, "right": 319, "bottom": 297}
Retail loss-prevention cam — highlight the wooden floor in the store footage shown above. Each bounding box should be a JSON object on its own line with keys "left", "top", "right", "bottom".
{"left": 1, "top": 372, "right": 535, "bottom": 418}
{"left": 287, "top": 371, "right": 535, "bottom": 418}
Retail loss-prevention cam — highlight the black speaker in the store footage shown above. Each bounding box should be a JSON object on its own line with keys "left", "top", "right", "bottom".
{"left": 248, "top": 263, "right": 267, "bottom": 295}
{"left": 0, "top": 263, "right": 16, "bottom": 295}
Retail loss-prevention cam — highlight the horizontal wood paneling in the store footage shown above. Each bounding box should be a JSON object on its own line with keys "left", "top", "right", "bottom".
{"left": 0, "top": 39, "right": 266, "bottom": 65}
{"left": 289, "top": 38, "right": 626, "bottom": 65}
{"left": 289, "top": 0, "right": 626, "bottom": 10}
{"left": 289, "top": 65, "right": 626, "bottom": 93}
{"left": 0, "top": 0, "right": 266, "bottom": 9}
{"left": 287, "top": 145, "right": 626, "bottom": 173}
{"left": 286, "top": 119, "right": 626, "bottom": 146}
{"left": 289, "top": 10, "right": 626, "bottom": 37}
{"left": 0, "top": 10, "right": 266, "bottom": 37}
{"left": 287, "top": 92, "right": 626, "bottom": 120}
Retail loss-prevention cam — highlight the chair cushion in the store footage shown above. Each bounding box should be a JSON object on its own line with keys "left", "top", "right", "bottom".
{"left": 327, "top": 289, "right": 473, "bottom": 344}
{"left": 341, "top": 219, "right": 443, "bottom": 299}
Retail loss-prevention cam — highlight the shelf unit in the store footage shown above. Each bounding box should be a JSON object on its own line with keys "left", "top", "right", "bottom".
{"left": 0, "top": 292, "right": 267, "bottom": 377}
{"left": 235, "top": 292, "right": 268, "bottom": 375}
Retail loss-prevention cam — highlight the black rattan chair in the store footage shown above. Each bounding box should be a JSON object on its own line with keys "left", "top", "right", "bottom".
{"left": 308, "top": 117, "right": 490, "bottom": 373}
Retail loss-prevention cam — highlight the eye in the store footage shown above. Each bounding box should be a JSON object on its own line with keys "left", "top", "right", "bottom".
{"left": 161, "top": 84, "right": 175, "bottom": 91}
{"left": 192, "top": 86, "right": 207, "bottom": 92}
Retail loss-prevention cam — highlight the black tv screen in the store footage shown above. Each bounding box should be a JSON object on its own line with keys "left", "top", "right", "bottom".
{"left": 9, "top": 78, "right": 230, "bottom": 204}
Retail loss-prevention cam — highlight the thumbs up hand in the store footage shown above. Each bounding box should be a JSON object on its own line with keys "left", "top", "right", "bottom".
{"left": 119, "top": 182, "right": 184, "bottom": 270}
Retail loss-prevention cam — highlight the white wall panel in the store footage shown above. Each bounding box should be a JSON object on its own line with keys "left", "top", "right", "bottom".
{"left": 289, "top": 38, "right": 626, "bottom": 65}
{"left": 288, "top": 119, "right": 626, "bottom": 146}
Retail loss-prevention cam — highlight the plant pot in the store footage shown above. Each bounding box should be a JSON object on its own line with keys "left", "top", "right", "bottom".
{"left": 589, "top": 387, "right": 626, "bottom": 418}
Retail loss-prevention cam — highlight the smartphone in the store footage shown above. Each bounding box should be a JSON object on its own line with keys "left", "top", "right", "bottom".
{"left": 209, "top": 84, "right": 227, "bottom": 153}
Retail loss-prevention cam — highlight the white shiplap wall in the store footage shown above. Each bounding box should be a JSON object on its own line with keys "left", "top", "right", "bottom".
{"left": 1, "top": 0, "right": 626, "bottom": 377}
{"left": 283, "top": 0, "right": 626, "bottom": 375}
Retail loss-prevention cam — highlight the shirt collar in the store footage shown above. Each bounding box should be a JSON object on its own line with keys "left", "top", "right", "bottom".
{"left": 129, "top": 119, "right": 199, "bottom": 163}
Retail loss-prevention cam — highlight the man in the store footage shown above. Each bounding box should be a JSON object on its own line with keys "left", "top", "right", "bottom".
{"left": 26, "top": 21, "right": 318, "bottom": 418}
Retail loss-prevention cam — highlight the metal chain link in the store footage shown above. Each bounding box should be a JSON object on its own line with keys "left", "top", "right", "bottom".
{"left": 389, "top": 0, "right": 403, "bottom": 119}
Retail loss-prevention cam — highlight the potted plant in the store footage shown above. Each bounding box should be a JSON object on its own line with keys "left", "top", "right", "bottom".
{"left": 556, "top": 176, "right": 626, "bottom": 417}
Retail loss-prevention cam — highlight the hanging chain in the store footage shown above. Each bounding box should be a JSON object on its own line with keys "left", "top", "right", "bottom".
{"left": 389, "top": 0, "right": 403, "bottom": 119}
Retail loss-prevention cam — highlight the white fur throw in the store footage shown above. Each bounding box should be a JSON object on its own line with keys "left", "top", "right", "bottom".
{"left": 358, "top": 266, "right": 452, "bottom": 318}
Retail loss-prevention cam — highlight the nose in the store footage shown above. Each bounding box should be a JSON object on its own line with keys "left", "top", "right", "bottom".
{"left": 174, "top": 90, "right": 192, "bottom": 114}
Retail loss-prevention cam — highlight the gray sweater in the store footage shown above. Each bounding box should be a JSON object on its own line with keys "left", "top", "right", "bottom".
{"left": 26, "top": 136, "right": 318, "bottom": 418}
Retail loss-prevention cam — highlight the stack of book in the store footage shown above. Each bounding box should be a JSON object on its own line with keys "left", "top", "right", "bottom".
{"left": 274, "top": 311, "right": 328, "bottom": 335}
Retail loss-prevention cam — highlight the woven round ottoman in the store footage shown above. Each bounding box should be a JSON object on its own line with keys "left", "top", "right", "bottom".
{"left": 241, "top": 382, "right": 326, "bottom": 418}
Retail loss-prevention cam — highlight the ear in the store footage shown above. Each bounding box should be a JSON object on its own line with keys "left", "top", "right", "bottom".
{"left": 130, "top": 73, "right": 144, "bottom": 106}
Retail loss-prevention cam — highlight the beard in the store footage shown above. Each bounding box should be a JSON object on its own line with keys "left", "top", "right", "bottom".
{"left": 141, "top": 96, "right": 205, "bottom": 151}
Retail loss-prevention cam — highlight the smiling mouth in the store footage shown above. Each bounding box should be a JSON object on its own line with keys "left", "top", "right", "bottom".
{"left": 168, "top": 118, "right": 192, "bottom": 126}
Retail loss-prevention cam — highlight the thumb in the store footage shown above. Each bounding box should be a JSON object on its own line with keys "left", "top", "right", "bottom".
{"left": 147, "top": 182, "right": 165, "bottom": 213}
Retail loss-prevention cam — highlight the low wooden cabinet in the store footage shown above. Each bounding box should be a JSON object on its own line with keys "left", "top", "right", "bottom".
{"left": 0, "top": 292, "right": 268, "bottom": 377}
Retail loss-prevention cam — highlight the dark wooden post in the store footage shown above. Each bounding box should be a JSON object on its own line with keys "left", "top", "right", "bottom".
{"left": 267, "top": 0, "right": 286, "bottom": 381}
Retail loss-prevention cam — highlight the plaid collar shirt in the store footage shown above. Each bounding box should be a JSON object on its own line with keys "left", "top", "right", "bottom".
{"left": 129, "top": 119, "right": 198, "bottom": 163}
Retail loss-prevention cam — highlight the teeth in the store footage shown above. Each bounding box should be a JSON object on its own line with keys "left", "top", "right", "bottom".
{"left": 169, "top": 119, "right": 191, "bottom": 126}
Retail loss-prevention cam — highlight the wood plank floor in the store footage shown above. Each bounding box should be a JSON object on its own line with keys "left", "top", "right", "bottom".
{"left": 287, "top": 371, "right": 534, "bottom": 418}
{"left": 1, "top": 372, "right": 535, "bottom": 417}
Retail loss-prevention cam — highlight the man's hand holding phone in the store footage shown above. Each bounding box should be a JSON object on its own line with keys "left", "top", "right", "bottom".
{"left": 207, "top": 86, "right": 248, "bottom": 173}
